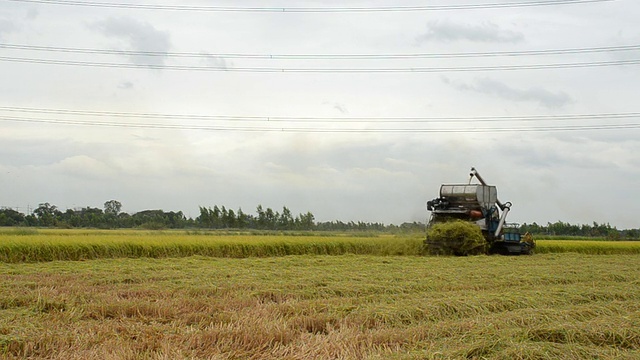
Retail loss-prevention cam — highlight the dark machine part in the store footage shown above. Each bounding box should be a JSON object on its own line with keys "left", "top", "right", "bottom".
{"left": 425, "top": 167, "right": 534, "bottom": 255}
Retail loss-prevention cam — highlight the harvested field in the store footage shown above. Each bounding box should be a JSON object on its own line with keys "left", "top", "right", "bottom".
{"left": 0, "top": 252, "right": 639, "bottom": 359}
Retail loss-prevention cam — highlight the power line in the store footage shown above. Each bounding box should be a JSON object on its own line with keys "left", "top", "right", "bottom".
{"left": 2, "top": 42, "right": 639, "bottom": 60}
{"left": 2, "top": 106, "right": 640, "bottom": 123}
{"left": 2, "top": 55, "right": 639, "bottom": 72}
{"left": 3, "top": 0, "right": 616, "bottom": 13}
{"left": 2, "top": 115, "right": 639, "bottom": 133}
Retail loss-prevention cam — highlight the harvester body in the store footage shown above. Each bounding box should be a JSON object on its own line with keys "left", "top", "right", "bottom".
{"left": 425, "top": 168, "right": 534, "bottom": 255}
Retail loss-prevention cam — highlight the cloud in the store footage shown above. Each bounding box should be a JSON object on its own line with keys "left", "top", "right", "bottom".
{"left": 417, "top": 20, "right": 524, "bottom": 43}
{"left": 0, "top": 18, "right": 17, "bottom": 39}
{"left": 91, "top": 17, "right": 171, "bottom": 66}
{"left": 200, "top": 53, "right": 232, "bottom": 69}
{"left": 1, "top": 129, "right": 638, "bottom": 228}
{"left": 2, "top": 1, "right": 639, "bottom": 230}
{"left": 443, "top": 77, "right": 572, "bottom": 108}
{"left": 25, "top": 8, "right": 38, "bottom": 20}
{"left": 51, "top": 155, "right": 117, "bottom": 180}
{"left": 118, "top": 81, "right": 134, "bottom": 90}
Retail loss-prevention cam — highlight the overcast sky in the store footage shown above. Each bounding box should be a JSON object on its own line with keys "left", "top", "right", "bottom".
{"left": 1, "top": 0, "right": 639, "bottom": 228}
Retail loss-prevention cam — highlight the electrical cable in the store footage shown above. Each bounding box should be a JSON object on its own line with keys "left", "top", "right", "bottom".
{"left": 2, "top": 55, "right": 639, "bottom": 72}
{"left": 3, "top": 0, "right": 616, "bottom": 13}
{"left": 2, "top": 43, "right": 639, "bottom": 60}
{"left": 2, "top": 106, "right": 640, "bottom": 123}
{"left": 2, "top": 115, "right": 639, "bottom": 133}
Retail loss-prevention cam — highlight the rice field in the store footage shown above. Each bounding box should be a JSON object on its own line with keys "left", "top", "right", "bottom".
{"left": 1, "top": 229, "right": 639, "bottom": 358}
{"left": 1, "top": 228, "right": 639, "bottom": 263}
{"left": 0, "top": 229, "right": 420, "bottom": 263}
{"left": 0, "top": 253, "right": 639, "bottom": 359}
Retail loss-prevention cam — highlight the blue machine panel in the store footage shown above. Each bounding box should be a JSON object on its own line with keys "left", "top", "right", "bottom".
{"left": 503, "top": 232, "right": 521, "bottom": 242}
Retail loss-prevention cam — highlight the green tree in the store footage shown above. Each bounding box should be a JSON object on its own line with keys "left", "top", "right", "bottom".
{"left": 197, "top": 206, "right": 214, "bottom": 228}
{"left": 226, "top": 209, "right": 236, "bottom": 228}
{"left": 298, "top": 211, "right": 315, "bottom": 230}
{"left": 256, "top": 205, "right": 266, "bottom": 229}
{"left": 33, "top": 203, "right": 61, "bottom": 227}
{"left": 265, "top": 207, "right": 276, "bottom": 229}
{"left": 0, "top": 208, "right": 25, "bottom": 226}
{"left": 236, "top": 208, "right": 249, "bottom": 228}
{"left": 104, "top": 200, "right": 122, "bottom": 216}
{"left": 279, "top": 206, "right": 293, "bottom": 229}
{"left": 212, "top": 206, "right": 221, "bottom": 228}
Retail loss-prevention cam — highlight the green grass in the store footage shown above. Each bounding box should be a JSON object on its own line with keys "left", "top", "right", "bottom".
{"left": 0, "top": 254, "right": 638, "bottom": 359}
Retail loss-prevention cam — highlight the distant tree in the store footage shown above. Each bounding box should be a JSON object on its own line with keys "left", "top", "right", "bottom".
{"left": 24, "top": 214, "right": 38, "bottom": 226}
{"left": 238, "top": 208, "right": 252, "bottom": 228}
{"left": 256, "top": 205, "right": 266, "bottom": 229}
{"left": 212, "top": 205, "right": 221, "bottom": 228}
{"left": 0, "top": 208, "right": 25, "bottom": 226}
{"left": 104, "top": 200, "right": 122, "bottom": 216}
{"left": 279, "top": 206, "right": 293, "bottom": 229}
{"left": 197, "top": 206, "right": 214, "bottom": 228}
{"left": 77, "top": 207, "right": 104, "bottom": 228}
{"left": 265, "top": 207, "right": 276, "bottom": 229}
{"left": 623, "top": 228, "right": 640, "bottom": 239}
{"left": 220, "top": 206, "right": 229, "bottom": 227}
{"left": 299, "top": 211, "right": 315, "bottom": 230}
{"left": 33, "top": 203, "right": 61, "bottom": 227}
{"left": 226, "top": 209, "right": 236, "bottom": 228}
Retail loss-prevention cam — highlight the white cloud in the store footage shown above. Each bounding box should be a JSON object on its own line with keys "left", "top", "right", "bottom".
{"left": 201, "top": 53, "right": 232, "bottom": 69}
{"left": 417, "top": 20, "right": 524, "bottom": 43}
{"left": 0, "top": 18, "right": 17, "bottom": 39}
{"left": 51, "top": 155, "right": 117, "bottom": 180}
{"left": 443, "top": 77, "right": 573, "bottom": 108}
{"left": 118, "top": 81, "right": 134, "bottom": 89}
{"left": 25, "top": 8, "right": 38, "bottom": 20}
{"left": 90, "top": 16, "right": 171, "bottom": 66}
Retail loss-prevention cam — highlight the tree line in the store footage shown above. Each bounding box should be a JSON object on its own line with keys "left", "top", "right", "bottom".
{"left": 520, "top": 221, "right": 639, "bottom": 240}
{"left": 196, "top": 205, "right": 316, "bottom": 230}
{"left": 0, "top": 200, "right": 404, "bottom": 232}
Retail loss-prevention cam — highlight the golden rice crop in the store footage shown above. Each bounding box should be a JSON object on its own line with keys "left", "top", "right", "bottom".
{"left": 536, "top": 240, "right": 640, "bottom": 254}
{"left": 0, "top": 229, "right": 422, "bottom": 262}
{"left": 1, "top": 228, "right": 639, "bottom": 262}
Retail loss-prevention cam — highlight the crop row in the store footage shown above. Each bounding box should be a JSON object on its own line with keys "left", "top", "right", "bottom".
{"left": 0, "top": 229, "right": 639, "bottom": 262}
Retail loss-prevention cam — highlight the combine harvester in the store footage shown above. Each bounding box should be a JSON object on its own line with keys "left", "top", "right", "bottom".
{"left": 425, "top": 167, "right": 534, "bottom": 255}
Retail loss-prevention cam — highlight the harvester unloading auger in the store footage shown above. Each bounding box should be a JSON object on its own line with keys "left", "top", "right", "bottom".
{"left": 424, "top": 167, "right": 534, "bottom": 255}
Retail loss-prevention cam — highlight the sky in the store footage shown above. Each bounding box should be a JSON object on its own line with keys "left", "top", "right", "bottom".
{"left": 0, "top": 0, "right": 639, "bottom": 229}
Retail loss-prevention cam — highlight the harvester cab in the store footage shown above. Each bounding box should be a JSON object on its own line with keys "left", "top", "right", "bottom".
{"left": 425, "top": 167, "right": 534, "bottom": 255}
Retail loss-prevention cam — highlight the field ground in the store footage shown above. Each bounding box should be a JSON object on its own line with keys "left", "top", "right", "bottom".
{"left": 1, "top": 251, "right": 639, "bottom": 359}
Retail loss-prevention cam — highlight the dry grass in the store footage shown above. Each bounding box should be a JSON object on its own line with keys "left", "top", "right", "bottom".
{"left": 0, "top": 254, "right": 639, "bottom": 359}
